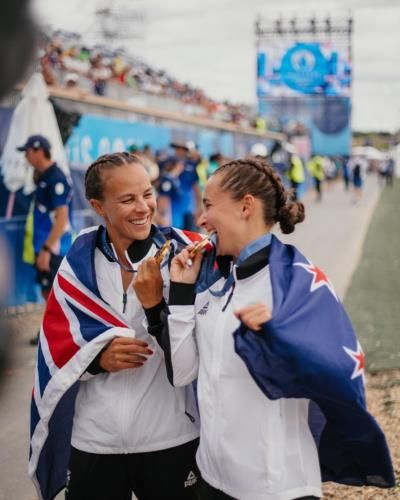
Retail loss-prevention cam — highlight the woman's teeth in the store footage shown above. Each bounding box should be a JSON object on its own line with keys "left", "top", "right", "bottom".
{"left": 130, "top": 218, "right": 148, "bottom": 225}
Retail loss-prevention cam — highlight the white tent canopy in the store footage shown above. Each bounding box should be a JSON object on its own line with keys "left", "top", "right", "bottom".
{"left": 351, "top": 146, "right": 386, "bottom": 161}
{"left": 0, "top": 72, "right": 69, "bottom": 196}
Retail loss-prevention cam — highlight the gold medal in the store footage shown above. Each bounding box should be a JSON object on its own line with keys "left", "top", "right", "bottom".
{"left": 189, "top": 236, "right": 212, "bottom": 258}
{"left": 154, "top": 240, "right": 172, "bottom": 265}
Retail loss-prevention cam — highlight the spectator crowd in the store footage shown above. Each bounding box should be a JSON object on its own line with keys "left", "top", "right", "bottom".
{"left": 37, "top": 30, "right": 255, "bottom": 127}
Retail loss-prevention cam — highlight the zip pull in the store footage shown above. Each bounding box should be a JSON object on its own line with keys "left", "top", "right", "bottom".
{"left": 122, "top": 292, "right": 127, "bottom": 313}
{"left": 185, "top": 411, "right": 196, "bottom": 423}
{"left": 222, "top": 282, "right": 236, "bottom": 312}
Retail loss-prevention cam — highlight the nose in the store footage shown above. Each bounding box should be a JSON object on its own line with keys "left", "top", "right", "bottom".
{"left": 135, "top": 197, "right": 149, "bottom": 213}
{"left": 196, "top": 210, "right": 207, "bottom": 228}
{"left": 197, "top": 210, "right": 214, "bottom": 233}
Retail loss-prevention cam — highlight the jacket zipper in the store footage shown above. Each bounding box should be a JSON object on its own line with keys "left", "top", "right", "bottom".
{"left": 210, "top": 309, "right": 226, "bottom": 488}
{"left": 117, "top": 267, "right": 131, "bottom": 453}
{"left": 122, "top": 291, "right": 127, "bottom": 313}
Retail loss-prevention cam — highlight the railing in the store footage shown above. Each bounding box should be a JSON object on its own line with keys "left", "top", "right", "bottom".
{"left": 45, "top": 83, "right": 286, "bottom": 142}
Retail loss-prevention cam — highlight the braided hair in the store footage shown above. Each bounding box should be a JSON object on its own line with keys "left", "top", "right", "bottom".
{"left": 214, "top": 157, "right": 305, "bottom": 234}
{"left": 84, "top": 152, "right": 146, "bottom": 200}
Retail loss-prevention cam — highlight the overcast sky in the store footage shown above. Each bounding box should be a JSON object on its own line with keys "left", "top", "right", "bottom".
{"left": 34, "top": 0, "right": 400, "bottom": 132}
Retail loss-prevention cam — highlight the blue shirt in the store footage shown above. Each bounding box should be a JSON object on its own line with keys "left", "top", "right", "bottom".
{"left": 33, "top": 163, "right": 73, "bottom": 255}
{"left": 178, "top": 160, "right": 199, "bottom": 214}
{"left": 158, "top": 173, "right": 184, "bottom": 228}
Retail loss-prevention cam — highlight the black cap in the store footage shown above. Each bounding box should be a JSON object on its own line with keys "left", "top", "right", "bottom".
{"left": 169, "top": 140, "right": 189, "bottom": 152}
{"left": 16, "top": 134, "right": 51, "bottom": 152}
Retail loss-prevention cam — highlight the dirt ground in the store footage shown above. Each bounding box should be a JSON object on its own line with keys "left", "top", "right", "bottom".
{"left": 323, "top": 370, "right": 400, "bottom": 498}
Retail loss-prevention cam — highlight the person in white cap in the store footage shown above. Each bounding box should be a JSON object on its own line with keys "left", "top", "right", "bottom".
{"left": 250, "top": 143, "right": 268, "bottom": 158}
{"left": 64, "top": 72, "right": 80, "bottom": 89}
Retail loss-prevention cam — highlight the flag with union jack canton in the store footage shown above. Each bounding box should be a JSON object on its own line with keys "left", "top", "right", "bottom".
{"left": 234, "top": 235, "right": 395, "bottom": 488}
{"left": 29, "top": 225, "right": 204, "bottom": 500}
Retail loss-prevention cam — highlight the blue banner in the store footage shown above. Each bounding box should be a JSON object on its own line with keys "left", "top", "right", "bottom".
{"left": 66, "top": 114, "right": 244, "bottom": 168}
{"left": 258, "top": 96, "right": 351, "bottom": 156}
{"left": 257, "top": 41, "right": 351, "bottom": 98}
{"left": 65, "top": 116, "right": 172, "bottom": 166}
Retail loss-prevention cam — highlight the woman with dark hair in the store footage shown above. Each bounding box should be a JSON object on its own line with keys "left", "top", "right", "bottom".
{"left": 149, "top": 157, "right": 394, "bottom": 499}
{"left": 29, "top": 152, "right": 201, "bottom": 500}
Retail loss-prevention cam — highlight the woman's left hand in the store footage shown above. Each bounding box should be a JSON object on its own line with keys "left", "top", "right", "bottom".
{"left": 234, "top": 303, "right": 272, "bottom": 332}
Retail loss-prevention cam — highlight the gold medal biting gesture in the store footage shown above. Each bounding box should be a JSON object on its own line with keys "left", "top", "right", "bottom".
{"left": 188, "top": 235, "right": 212, "bottom": 259}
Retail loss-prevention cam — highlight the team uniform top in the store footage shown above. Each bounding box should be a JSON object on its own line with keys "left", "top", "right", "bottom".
{"left": 33, "top": 163, "right": 73, "bottom": 255}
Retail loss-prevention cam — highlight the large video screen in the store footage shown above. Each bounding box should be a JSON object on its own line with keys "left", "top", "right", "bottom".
{"left": 257, "top": 41, "right": 351, "bottom": 97}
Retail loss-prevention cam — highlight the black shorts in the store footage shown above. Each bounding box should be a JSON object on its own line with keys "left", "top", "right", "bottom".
{"left": 197, "top": 477, "right": 320, "bottom": 500}
{"left": 35, "top": 253, "right": 64, "bottom": 292}
{"left": 65, "top": 438, "right": 200, "bottom": 500}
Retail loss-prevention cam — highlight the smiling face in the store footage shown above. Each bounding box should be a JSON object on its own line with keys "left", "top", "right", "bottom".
{"left": 90, "top": 162, "right": 156, "bottom": 250}
{"left": 200, "top": 174, "right": 245, "bottom": 257}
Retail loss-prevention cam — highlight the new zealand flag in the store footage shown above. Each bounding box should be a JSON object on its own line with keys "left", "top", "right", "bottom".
{"left": 234, "top": 235, "right": 395, "bottom": 488}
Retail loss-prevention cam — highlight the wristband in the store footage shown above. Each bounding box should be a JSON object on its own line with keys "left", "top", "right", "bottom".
{"left": 41, "top": 244, "right": 51, "bottom": 253}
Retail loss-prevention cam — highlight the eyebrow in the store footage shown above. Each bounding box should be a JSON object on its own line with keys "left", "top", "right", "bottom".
{"left": 117, "top": 188, "right": 153, "bottom": 200}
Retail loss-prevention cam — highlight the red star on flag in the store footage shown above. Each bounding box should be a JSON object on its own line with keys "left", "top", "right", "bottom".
{"left": 294, "top": 261, "right": 338, "bottom": 300}
{"left": 343, "top": 341, "right": 365, "bottom": 382}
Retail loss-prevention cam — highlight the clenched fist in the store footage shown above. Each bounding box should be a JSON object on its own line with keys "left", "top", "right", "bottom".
{"left": 234, "top": 303, "right": 272, "bottom": 332}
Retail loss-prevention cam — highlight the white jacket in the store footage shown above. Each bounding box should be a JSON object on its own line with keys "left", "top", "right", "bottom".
{"left": 71, "top": 243, "right": 199, "bottom": 454}
{"left": 167, "top": 259, "right": 322, "bottom": 500}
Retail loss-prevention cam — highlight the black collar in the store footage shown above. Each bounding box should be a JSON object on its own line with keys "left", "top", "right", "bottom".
{"left": 127, "top": 232, "right": 154, "bottom": 263}
{"left": 236, "top": 246, "right": 270, "bottom": 279}
{"left": 216, "top": 245, "right": 270, "bottom": 280}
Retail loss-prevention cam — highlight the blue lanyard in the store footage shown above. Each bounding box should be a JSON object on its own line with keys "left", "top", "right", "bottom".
{"left": 100, "top": 228, "right": 138, "bottom": 273}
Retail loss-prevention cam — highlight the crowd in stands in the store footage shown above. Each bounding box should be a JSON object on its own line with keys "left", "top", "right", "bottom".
{"left": 37, "top": 30, "right": 255, "bottom": 127}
